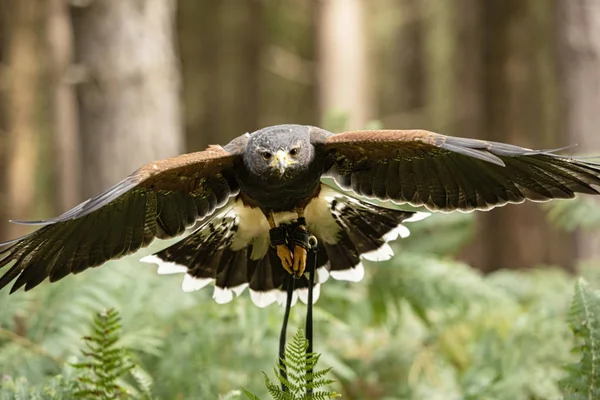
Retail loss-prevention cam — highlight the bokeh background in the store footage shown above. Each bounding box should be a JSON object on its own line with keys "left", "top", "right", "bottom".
{"left": 1, "top": 0, "right": 600, "bottom": 398}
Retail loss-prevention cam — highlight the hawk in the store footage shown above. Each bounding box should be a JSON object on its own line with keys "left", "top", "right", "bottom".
{"left": 1, "top": 125, "right": 599, "bottom": 307}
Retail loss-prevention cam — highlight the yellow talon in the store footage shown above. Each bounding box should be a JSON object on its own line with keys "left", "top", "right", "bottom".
{"left": 276, "top": 244, "right": 293, "bottom": 275}
{"left": 292, "top": 245, "right": 307, "bottom": 277}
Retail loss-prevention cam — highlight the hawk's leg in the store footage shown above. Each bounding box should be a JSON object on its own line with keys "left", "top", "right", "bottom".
{"left": 268, "top": 212, "right": 293, "bottom": 274}
{"left": 291, "top": 208, "right": 308, "bottom": 278}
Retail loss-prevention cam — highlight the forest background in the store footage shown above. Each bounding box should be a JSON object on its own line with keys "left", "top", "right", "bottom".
{"left": 1, "top": 0, "right": 600, "bottom": 398}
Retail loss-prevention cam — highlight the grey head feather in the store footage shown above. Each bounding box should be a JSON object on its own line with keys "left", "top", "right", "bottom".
{"left": 243, "top": 124, "right": 316, "bottom": 180}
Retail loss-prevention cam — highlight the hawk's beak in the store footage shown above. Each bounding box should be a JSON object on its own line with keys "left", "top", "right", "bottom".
{"left": 271, "top": 150, "right": 294, "bottom": 175}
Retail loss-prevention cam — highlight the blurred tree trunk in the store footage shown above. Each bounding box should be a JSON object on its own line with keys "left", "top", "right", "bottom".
{"left": 72, "top": 0, "right": 183, "bottom": 197}
{"left": 462, "top": 0, "right": 575, "bottom": 272}
{"left": 5, "top": 0, "right": 41, "bottom": 238}
{"left": 178, "top": 0, "right": 263, "bottom": 151}
{"left": 373, "top": 0, "right": 426, "bottom": 128}
{"left": 260, "top": 1, "right": 317, "bottom": 128}
{"left": 46, "top": 0, "right": 80, "bottom": 212}
{"left": 0, "top": 0, "right": 8, "bottom": 240}
{"left": 375, "top": 0, "right": 482, "bottom": 133}
{"left": 558, "top": 0, "right": 600, "bottom": 261}
{"left": 423, "top": 0, "right": 482, "bottom": 137}
{"left": 317, "top": 0, "right": 371, "bottom": 130}
{"left": 47, "top": 0, "right": 80, "bottom": 211}
{"left": 177, "top": 0, "right": 218, "bottom": 151}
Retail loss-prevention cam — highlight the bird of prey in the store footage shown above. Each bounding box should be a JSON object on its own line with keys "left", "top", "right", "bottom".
{"left": 1, "top": 125, "right": 600, "bottom": 307}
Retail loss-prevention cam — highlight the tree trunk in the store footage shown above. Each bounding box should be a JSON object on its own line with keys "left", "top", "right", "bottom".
{"left": 178, "top": 0, "right": 263, "bottom": 151}
{"left": 423, "top": 0, "right": 482, "bottom": 137}
{"left": 260, "top": 1, "right": 317, "bottom": 128}
{"left": 177, "top": 0, "right": 218, "bottom": 152}
{"left": 72, "top": 0, "right": 184, "bottom": 197}
{"left": 373, "top": 0, "right": 426, "bottom": 128}
{"left": 46, "top": 0, "right": 81, "bottom": 212}
{"left": 0, "top": 0, "right": 8, "bottom": 241}
{"left": 558, "top": 0, "right": 600, "bottom": 261}
{"left": 5, "top": 0, "right": 41, "bottom": 238}
{"left": 462, "top": 0, "right": 575, "bottom": 272}
{"left": 317, "top": 0, "right": 371, "bottom": 130}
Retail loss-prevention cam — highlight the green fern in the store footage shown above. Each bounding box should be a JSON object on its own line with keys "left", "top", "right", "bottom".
{"left": 0, "top": 308, "right": 153, "bottom": 400}
{"left": 243, "top": 328, "right": 340, "bottom": 400}
{"left": 71, "top": 308, "right": 135, "bottom": 399}
{"left": 560, "top": 278, "right": 600, "bottom": 399}
{"left": 241, "top": 388, "right": 262, "bottom": 400}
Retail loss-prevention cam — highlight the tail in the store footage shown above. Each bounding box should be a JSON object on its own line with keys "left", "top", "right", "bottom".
{"left": 141, "top": 186, "right": 428, "bottom": 307}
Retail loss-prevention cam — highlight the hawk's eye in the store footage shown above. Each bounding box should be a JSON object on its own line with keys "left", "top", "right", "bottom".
{"left": 262, "top": 152, "right": 272, "bottom": 160}
{"left": 289, "top": 148, "right": 299, "bottom": 157}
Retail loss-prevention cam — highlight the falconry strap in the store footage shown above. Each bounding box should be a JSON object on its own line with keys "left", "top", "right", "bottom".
{"left": 269, "top": 217, "right": 310, "bottom": 250}
{"left": 275, "top": 221, "right": 318, "bottom": 394}
{"left": 269, "top": 226, "right": 287, "bottom": 246}
{"left": 292, "top": 217, "right": 310, "bottom": 249}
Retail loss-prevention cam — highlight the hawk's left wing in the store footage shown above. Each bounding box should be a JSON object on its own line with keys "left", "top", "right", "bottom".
{"left": 0, "top": 135, "right": 249, "bottom": 293}
{"left": 321, "top": 129, "right": 600, "bottom": 212}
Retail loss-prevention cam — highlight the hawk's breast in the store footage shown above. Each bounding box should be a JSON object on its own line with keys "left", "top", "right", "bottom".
{"left": 230, "top": 184, "right": 342, "bottom": 260}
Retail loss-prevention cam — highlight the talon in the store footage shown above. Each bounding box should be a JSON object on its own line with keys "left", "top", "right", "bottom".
{"left": 292, "top": 245, "right": 307, "bottom": 277}
{"left": 277, "top": 244, "right": 294, "bottom": 275}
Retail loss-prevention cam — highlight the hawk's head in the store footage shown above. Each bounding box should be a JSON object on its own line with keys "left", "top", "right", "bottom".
{"left": 243, "top": 124, "right": 315, "bottom": 180}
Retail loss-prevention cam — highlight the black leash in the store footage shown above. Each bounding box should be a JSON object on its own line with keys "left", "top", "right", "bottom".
{"left": 278, "top": 273, "right": 295, "bottom": 387}
{"left": 275, "top": 222, "right": 318, "bottom": 393}
{"left": 305, "top": 243, "right": 318, "bottom": 395}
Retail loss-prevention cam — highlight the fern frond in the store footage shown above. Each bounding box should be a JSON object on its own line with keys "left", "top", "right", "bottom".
{"left": 265, "top": 373, "right": 291, "bottom": 400}
{"left": 242, "top": 387, "right": 262, "bottom": 400}
{"left": 71, "top": 308, "right": 135, "bottom": 399}
{"left": 304, "top": 368, "right": 332, "bottom": 382}
{"left": 305, "top": 378, "right": 335, "bottom": 388}
{"left": 130, "top": 365, "right": 153, "bottom": 399}
{"left": 278, "top": 356, "right": 306, "bottom": 378}
{"left": 251, "top": 327, "right": 338, "bottom": 399}
{"left": 560, "top": 278, "right": 600, "bottom": 399}
{"left": 304, "top": 391, "right": 341, "bottom": 400}
{"left": 272, "top": 367, "right": 298, "bottom": 393}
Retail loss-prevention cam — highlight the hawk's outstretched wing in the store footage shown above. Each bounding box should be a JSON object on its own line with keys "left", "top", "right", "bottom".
{"left": 322, "top": 129, "right": 600, "bottom": 212}
{"left": 0, "top": 135, "right": 249, "bottom": 293}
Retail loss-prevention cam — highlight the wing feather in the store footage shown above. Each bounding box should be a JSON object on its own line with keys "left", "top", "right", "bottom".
{"left": 431, "top": 156, "right": 458, "bottom": 209}
{"left": 397, "top": 157, "right": 419, "bottom": 205}
{"left": 323, "top": 129, "right": 600, "bottom": 212}
{"left": 444, "top": 153, "right": 481, "bottom": 210}
{"left": 0, "top": 137, "right": 248, "bottom": 293}
{"left": 384, "top": 160, "right": 401, "bottom": 200}
{"left": 371, "top": 163, "right": 389, "bottom": 199}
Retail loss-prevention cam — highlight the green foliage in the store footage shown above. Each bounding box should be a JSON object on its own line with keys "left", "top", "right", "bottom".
{"left": 241, "top": 388, "right": 262, "bottom": 400}
{"left": 328, "top": 252, "right": 574, "bottom": 400}
{"left": 243, "top": 328, "right": 339, "bottom": 400}
{"left": 71, "top": 308, "right": 135, "bottom": 399}
{"left": 0, "top": 374, "right": 77, "bottom": 399}
{"left": 560, "top": 278, "right": 600, "bottom": 399}
{"left": 546, "top": 197, "right": 600, "bottom": 232}
{"left": 0, "top": 309, "right": 152, "bottom": 400}
{"left": 0, "top": 227, "right": 597, "bottom": 398}
{"left": 0, "top": 308, "right": 151, "bottom": 400}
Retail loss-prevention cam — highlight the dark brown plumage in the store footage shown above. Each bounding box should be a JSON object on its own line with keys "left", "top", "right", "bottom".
{"left": 0, "top": 125, "right": 598, "bottom": 306}
{"left": 324, "top": 129, "right": 600, "bottom": 211}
